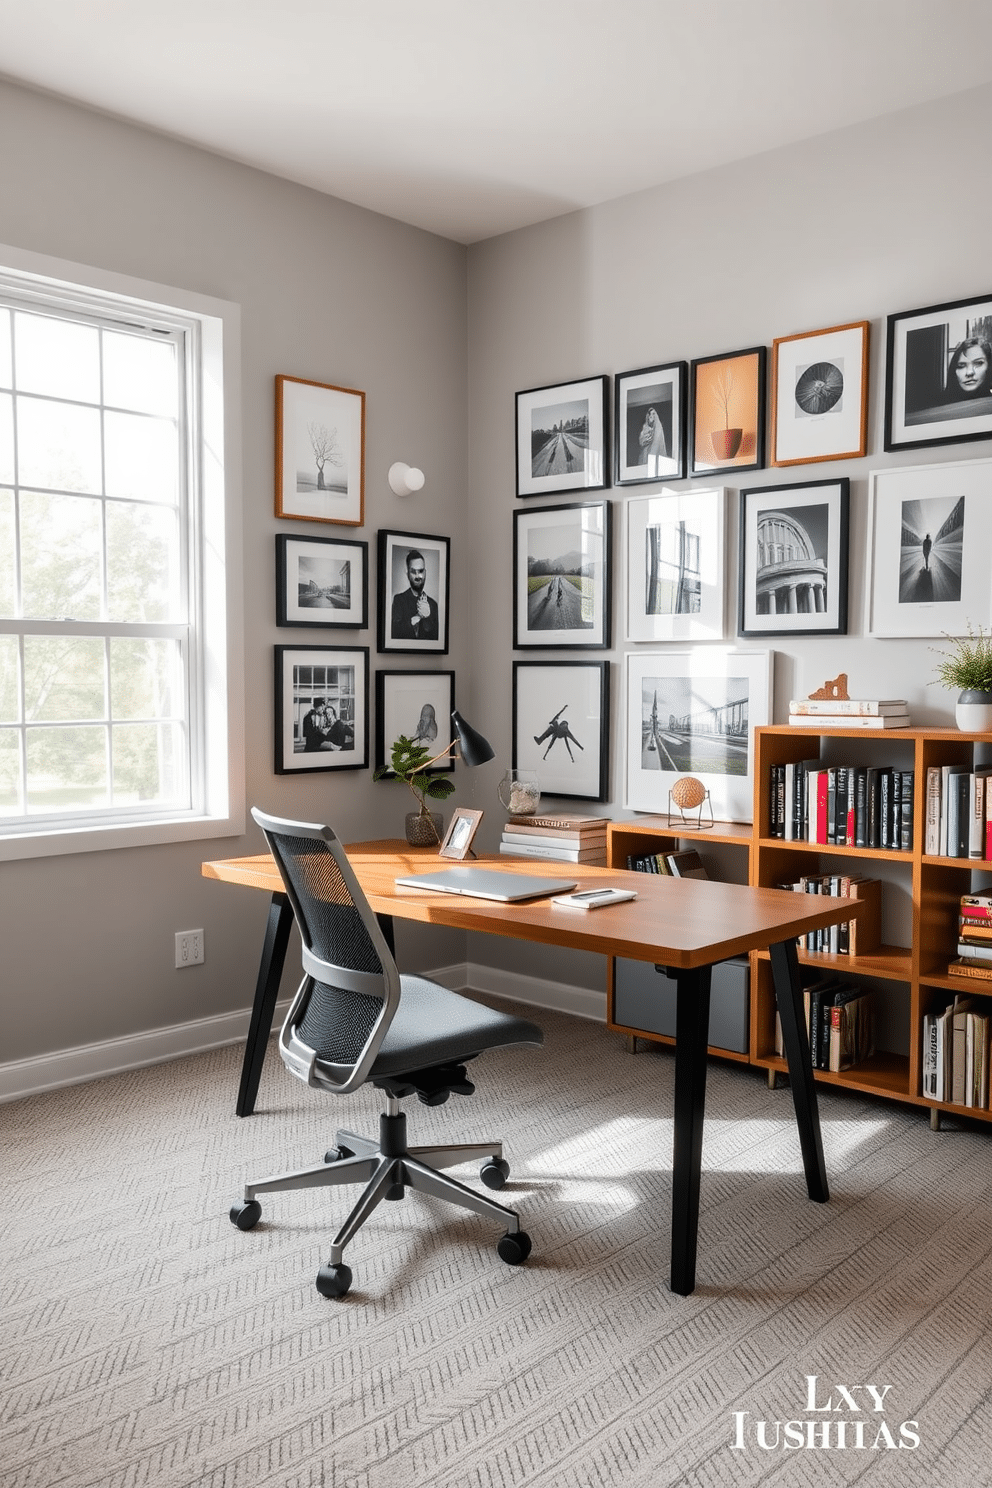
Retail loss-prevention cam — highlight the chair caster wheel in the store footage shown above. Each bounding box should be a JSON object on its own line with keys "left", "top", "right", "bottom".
{"left": 316, "top": 1263, "right": 352, "bottom": 1298}
{"left": 480, "top": 1157, "right": 510, "bottom": 1190}
{"left": 230, "top": 1199, "right": 261, "bottom": 1231}
{"left": 324, "top": 1145, "right": 353, "bottom": 1163}
{"left": 497, "top": 1230, "right": 532, "bottom": 1266}
{"left": 418, "top": 1090, "right": 449, "bottom": 1106}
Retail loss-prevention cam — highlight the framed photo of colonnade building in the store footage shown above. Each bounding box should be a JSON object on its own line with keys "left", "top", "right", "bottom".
{"left": 738, "top": 478, "right": 849, "bottom": 638}
{"left": 624, "top": 650, "right": 771, "bottom": 823}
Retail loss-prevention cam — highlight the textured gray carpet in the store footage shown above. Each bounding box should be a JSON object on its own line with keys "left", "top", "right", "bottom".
{"left": 3, "top": 1004, "right": 992, "bottom": 1488}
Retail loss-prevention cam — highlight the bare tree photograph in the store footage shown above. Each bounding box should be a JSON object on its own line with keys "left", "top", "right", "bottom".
{"left": 275, "top": 375, "right": 365, "bottom": 525}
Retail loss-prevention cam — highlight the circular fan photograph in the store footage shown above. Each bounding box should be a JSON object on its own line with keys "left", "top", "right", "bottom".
{"left": 795, "top": 361, "right": 844, "bottom": 415}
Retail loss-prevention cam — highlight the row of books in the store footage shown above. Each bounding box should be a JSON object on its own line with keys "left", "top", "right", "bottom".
{"left": 778, "top": 874, "right": 881, "bottom": 956}
{"left": 787, "top": 697, "right": 910, "bottom": 729}
{"left": 499, "top": 813, "right": 607, "bottom": 865}
{"left": 775, "top": 977, "right": 875, "bottom": 1072}
{"left": 922, "top": 995, "right": 989, "bottom": 1108}
{"left": 768, "top": 759, "right": 914, "bottom": 850}
{"left": 625, "top": 848, "right": 708, "bottom": 879}
{"left": 948, "top": 890, "right": 992, "bottom": 976}
{"left": 923, "top": 765, "right": 992, "bottom": 860}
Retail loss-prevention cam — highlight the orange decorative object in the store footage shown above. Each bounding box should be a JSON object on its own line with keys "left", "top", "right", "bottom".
{"left": 807, "top": 673, "right": 849, "bottom": 701}
{"left": 672, "top": 776, "right": 707, "bottom": 810}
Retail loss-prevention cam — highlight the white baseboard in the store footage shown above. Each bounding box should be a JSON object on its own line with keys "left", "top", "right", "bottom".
{"left": 0, "top": 963, "right": 604, "bottom": 1105}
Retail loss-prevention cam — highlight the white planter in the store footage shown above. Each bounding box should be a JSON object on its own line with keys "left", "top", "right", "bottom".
{"left": 954, "top": 690, "right": 992, "bottom": 732}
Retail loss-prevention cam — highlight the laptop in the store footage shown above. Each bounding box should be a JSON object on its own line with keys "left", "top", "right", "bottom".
{"left": 394, "top": 865, "right": 577, "bottom": 902}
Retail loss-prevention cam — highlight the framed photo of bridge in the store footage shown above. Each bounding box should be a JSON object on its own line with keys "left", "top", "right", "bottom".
{"left": 515, "top": 374, "right": 609, "bottom": 498}
{"left": 624, "top": 649, "right": 772, "bottom": 823}
{"left": 513, "top": 499, "right": 611, "bottom": 648}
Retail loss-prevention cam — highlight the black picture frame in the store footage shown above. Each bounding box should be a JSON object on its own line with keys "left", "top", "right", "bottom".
{"left": 511, "top": 660, "right": 610, "bottom": 802}
{"left": 515, "top": 374, "right": 609, "bottom": 499}
{"left": 377, "top": 529, "right": 451, "bottom": 654}
{"left": 689, "top": 345, "right": 767, "bottom": 476}
{"left": 614, "top": 361, "right": 687, "bottom": 483}
{"left": 513, "top": 499, "right": 612, "bottom": 649}
{"left": 884, "top": 291, "right": 992, "bottom": 452}
{"left": 274, "top": 645, "right": 369, "bottom": 773}
{"left": 374, "top": 669, "right": 455, "bottom": 775}
{"left": 275, "top": 533, "right": 368, "bottom": 629}
{"left": 738, "top": 477, "right": 850, "bottom": 638}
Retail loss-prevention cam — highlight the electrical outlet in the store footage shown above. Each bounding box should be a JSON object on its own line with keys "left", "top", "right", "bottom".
{"left": 175, "top": 929, "right": 205, "bottom": 968}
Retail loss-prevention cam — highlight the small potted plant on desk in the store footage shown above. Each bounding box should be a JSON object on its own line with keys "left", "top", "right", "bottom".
{"left": 375, "top": 734, "right": 456, "bottom": 846}
{"left": 932, "top": 624, "right": 992, "bottom": 731}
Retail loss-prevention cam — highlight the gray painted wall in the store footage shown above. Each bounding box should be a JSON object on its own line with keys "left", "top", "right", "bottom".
{"left": 0, "top": 79, "right": 471, "bottom": 1064}
{"left": 464, "top": 84, "right": 991, "bottom": 990}
{"left": 2, "top": 79, "right": 990, "bottom": 1069}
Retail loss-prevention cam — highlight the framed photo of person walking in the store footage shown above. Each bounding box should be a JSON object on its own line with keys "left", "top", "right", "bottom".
{"left": 377, "top": 529, "right": 450, "bottom": 654}
{"left": 884, "top": 291, "right": 992, "bottom": 452}
{"left": 866, "top": 459, "right": 992, "bottom": 636}
{"left": 512, "top": 660, "right": 609, "bottom": 801}
{"left": 274, "top": 645, "right": 369, "bottom": 774}
{"left": 515, "top": 375, "right": 609, "bottom": 499}
{"left": 513, "top": 500, "right": 612, "bottom": 649}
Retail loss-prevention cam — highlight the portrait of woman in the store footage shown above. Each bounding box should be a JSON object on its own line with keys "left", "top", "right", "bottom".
{"left": 946, "top": 336, "right": 992, "bottom": 402}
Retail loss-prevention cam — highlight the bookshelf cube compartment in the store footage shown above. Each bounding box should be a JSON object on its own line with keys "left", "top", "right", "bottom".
{"left": 614, "top": 955, "right": 750, "bottom": 1053}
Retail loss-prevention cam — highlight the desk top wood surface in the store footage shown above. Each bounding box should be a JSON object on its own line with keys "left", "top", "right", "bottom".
{"left": 202, "top": 839, "right": 861, "bottom": 969}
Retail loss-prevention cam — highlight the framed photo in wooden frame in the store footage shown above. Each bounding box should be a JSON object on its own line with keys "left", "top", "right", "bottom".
{"left": 614, "top": 361, "right": 687, "bottom": 483}
{"left": 624, "top": 649, "right": 771, "bottom": 823}
{"left": 274, "top": 645, "right": 369, "bottom": 773}
{"left": 738, "top": 477, "right": 849, "bottom": 638}
{"left": 377, "top": 529, "right": 450, "bottom": 654}
{"left": 884, "top": 291, "right": 992, "bottom": 453}
{"left": 374, "top": 669, "right": 455, "bottom": 775}
{"left": 513, "top": 499, "right": 611, "bottom": 649}
{"left": 438, "top": 807, "right": 484, "bottom": 860}
{"left": 690, "top": 346, "right": 766, "bottom": 476}
{"left": 275, "top": 533, "right": 368, "bottom": 629}
{"left": 771, "top": 322, "right": 869, "bottom": 466}
{"left": 625, "top": 486, "right": 726, "bottom": 643}
{"left": 866, "top": 458, "right": 992, "bottom": 637}
{"left": 515, "top": 375, "right": 609, "bottom": 498}
{"left": 275, "top": 375, "right": 365, "bottom": 525}
{"left": 512, "top": 660, "right": 610, "bottom": 801}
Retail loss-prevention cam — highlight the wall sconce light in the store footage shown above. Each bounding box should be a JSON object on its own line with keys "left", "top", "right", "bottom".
{"left": 388, "top": 462, "right": 425, "bottom": 497}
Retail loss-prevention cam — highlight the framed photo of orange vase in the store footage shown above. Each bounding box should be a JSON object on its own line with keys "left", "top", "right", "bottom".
{"left": 690, "top": 346, "right": 766, "bottom": 476}
{"left": 771, "top": 321, "right": 869, "bottom": 466}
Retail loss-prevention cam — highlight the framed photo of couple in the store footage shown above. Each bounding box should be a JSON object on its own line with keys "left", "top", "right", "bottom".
{"left": 274, "top": 645, "right": 369, "bottom": 774}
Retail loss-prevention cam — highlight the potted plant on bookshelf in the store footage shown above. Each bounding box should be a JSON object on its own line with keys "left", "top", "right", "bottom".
{"left": 932, "top": 625, "right": 992, "bottom": 731}
{"left": 374, "top": 734, "right": 456, "bottom": 846}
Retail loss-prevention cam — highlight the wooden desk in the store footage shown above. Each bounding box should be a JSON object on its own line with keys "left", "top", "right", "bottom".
{"left": 203, "top": 840, "right": 861, "bottom": 1295}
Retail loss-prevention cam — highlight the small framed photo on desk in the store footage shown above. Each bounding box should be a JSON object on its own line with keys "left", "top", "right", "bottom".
{"left": 438, "top": 807, "right": 483, "bottom": 860}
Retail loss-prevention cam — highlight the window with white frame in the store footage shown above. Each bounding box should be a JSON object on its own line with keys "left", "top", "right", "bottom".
{"left": 0, "top": 253, "right": 243, "bottom": 858}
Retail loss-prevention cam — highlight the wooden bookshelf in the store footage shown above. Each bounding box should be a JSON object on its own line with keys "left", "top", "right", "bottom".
{"left": 605, "top": 729, "right": 992, "bottom": 1129}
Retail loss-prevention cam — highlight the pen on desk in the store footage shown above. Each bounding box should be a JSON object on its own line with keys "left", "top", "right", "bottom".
{"left": 573, "top": 888, "right": 614, "bottom": 900}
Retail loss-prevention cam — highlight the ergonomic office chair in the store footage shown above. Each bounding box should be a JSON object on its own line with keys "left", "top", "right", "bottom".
{"left": 230, "top": 809, "right": 544, "bottom": 1298}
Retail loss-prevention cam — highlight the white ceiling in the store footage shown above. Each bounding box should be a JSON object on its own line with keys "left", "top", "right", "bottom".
{"left": 1, "top": 0, "right": 989, "bottom": 244}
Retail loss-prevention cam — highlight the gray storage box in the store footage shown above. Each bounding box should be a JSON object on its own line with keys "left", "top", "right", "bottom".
{"left": 613, "top": 955, "right": 750, "bottom": 1054}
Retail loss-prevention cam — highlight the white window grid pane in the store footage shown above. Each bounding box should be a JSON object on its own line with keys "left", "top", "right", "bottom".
{"left": 0, "top": 290, "right": 197, "bottom": 832}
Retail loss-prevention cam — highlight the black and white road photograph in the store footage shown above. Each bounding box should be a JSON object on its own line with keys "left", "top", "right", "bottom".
{"left": 530, "top": 398, "right": 589, "bottom": 479}
{"left": 639, "top": 674, "right": 750, "bottom": 777}
{"left": 526, "top": 518, "right": 596, "bottom": 632}
{"left": 898, "top": 495, "right": 963, "bottom": 604}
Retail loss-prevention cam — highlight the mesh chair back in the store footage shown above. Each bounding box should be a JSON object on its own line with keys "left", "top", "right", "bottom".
{"left": 252, "top": 809, "right": 401, "bottom": 1094}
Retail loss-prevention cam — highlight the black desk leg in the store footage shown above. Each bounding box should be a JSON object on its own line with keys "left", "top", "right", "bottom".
{"left": 236, "top": 891, "right": 293, "bottom": 1118}
{"left": 670, "top": 965, "right": 712, "bottom": 1296}
{"left": 769, "top": 937, "right": 829, "bottom": 1203}
{"left": 376, "top": 913, "right": 396, "bottom": 958}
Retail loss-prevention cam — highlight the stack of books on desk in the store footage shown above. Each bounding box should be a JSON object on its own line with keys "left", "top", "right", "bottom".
{"left": 499, "top": 813, "right": 608, "bottom": 865}
{"left": 788, "top": 697, "right": 910, "bottom": 729}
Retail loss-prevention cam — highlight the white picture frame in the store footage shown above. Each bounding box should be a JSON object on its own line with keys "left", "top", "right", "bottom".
{"left": 625, "top": 650, "right": 772, "bottom": 823}
{"left": 625, "top": 487, "right": 726, "bottom": 643}
{"left": 866, "top": 458, "right": 992, "bottom": 637}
